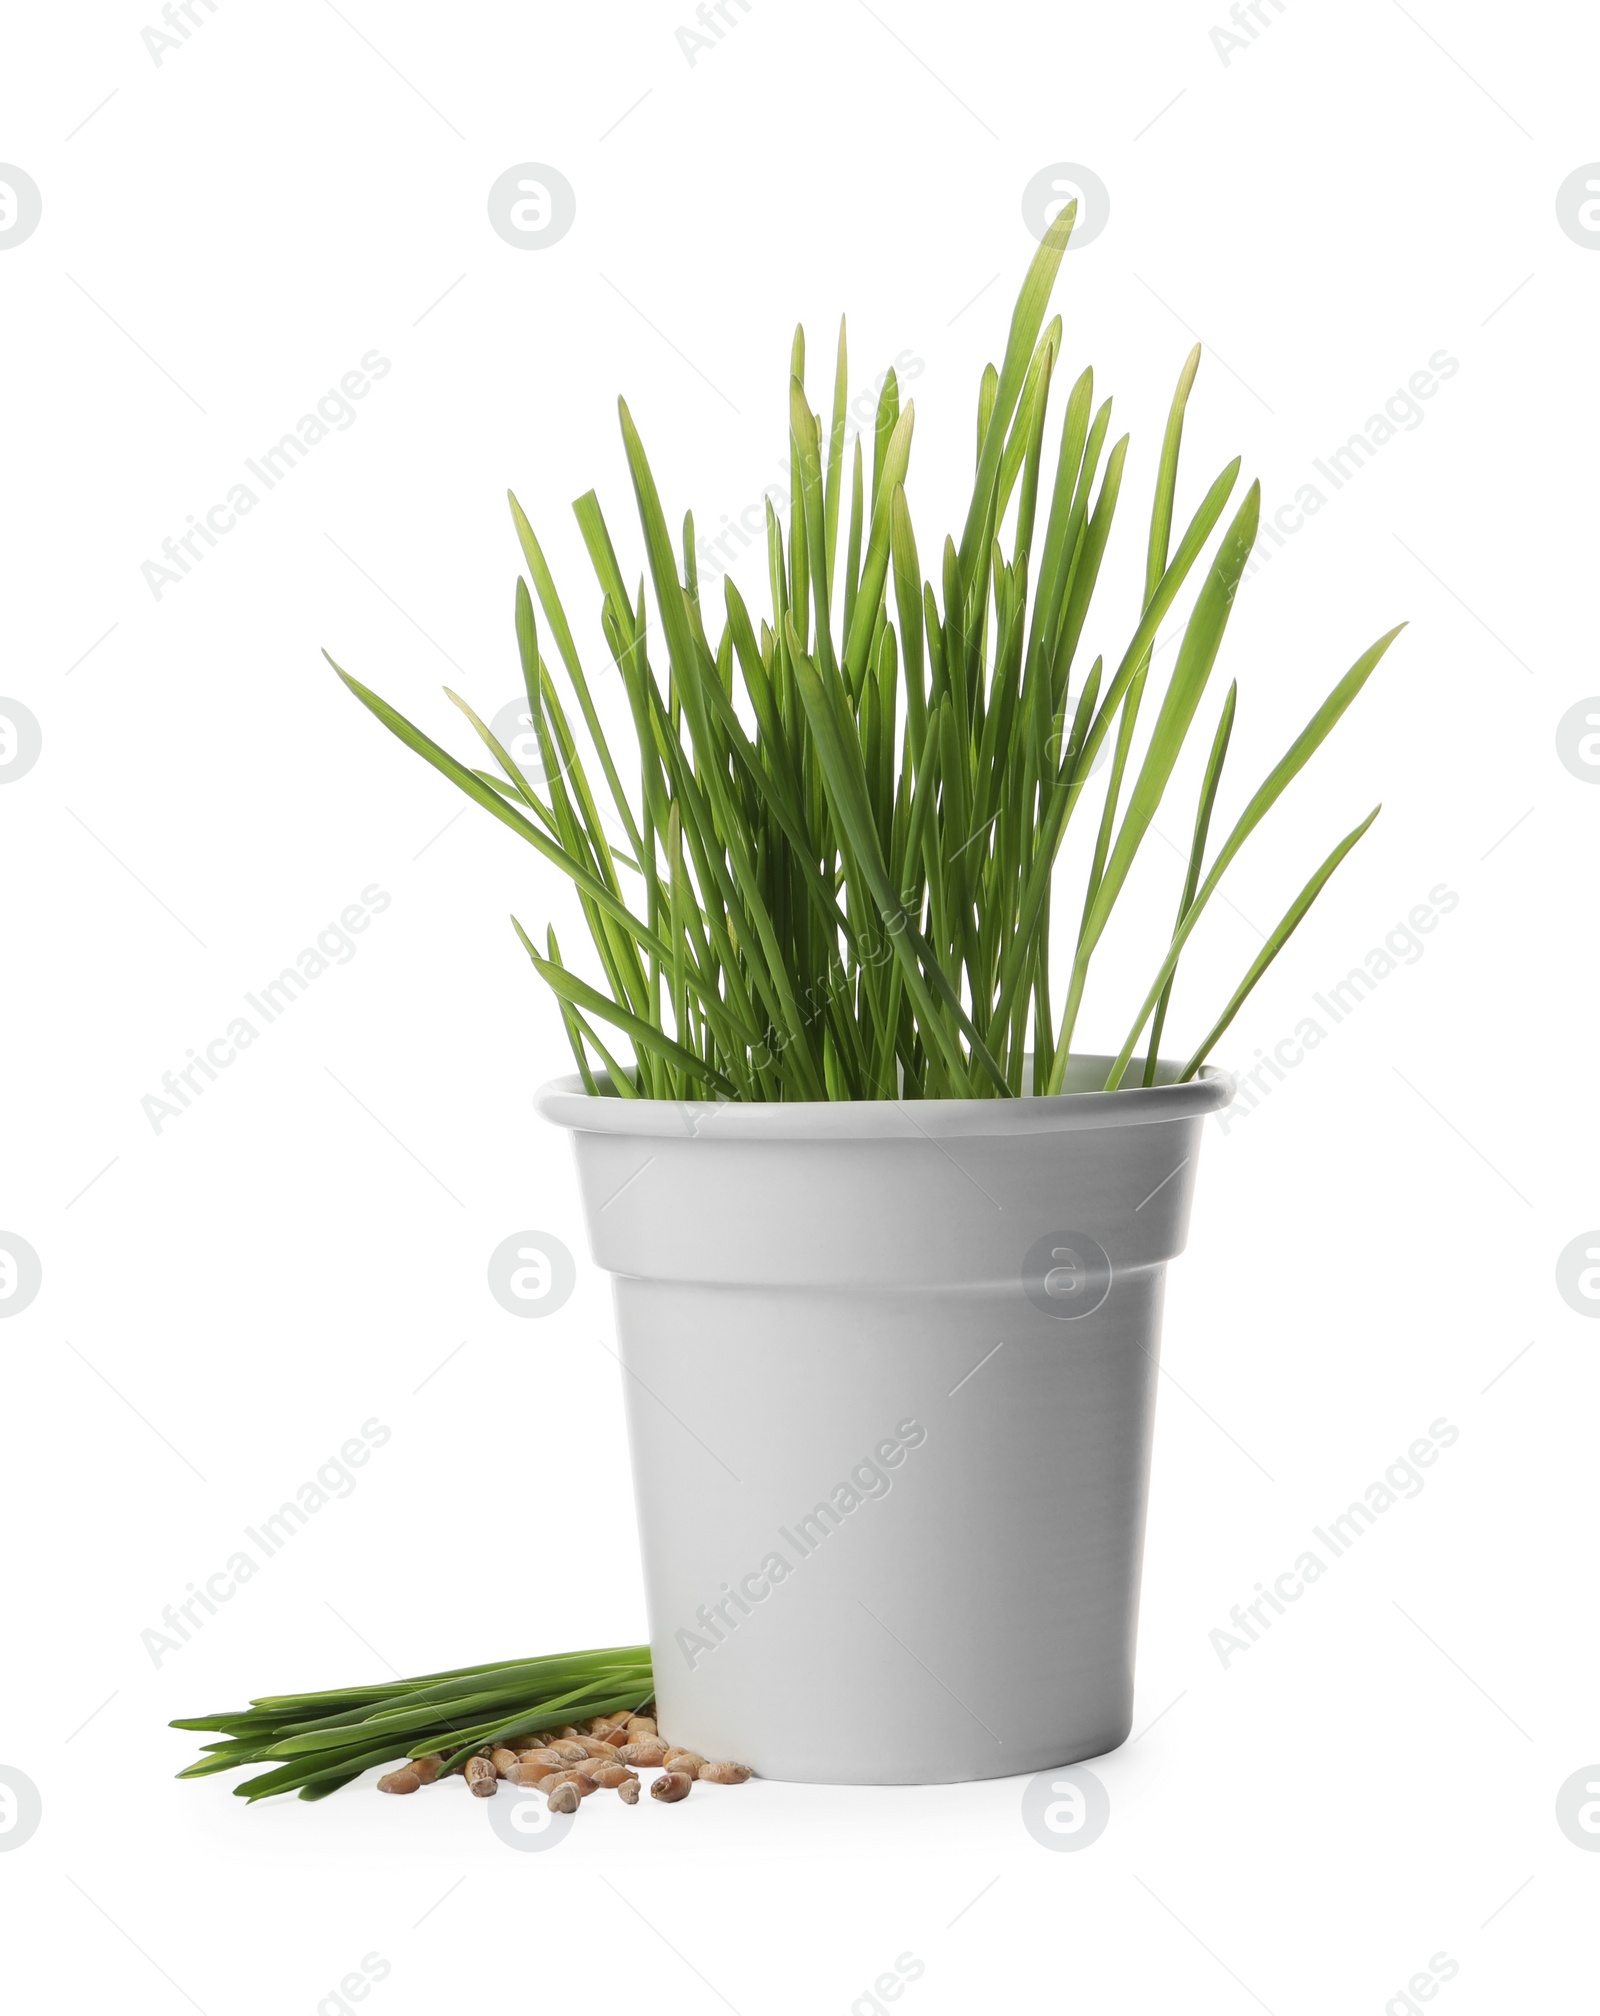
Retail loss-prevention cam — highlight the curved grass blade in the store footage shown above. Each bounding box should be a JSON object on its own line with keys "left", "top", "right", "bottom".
{"left": 515, "top": 920, "right": 737, "bottom": 1098}
{"left": 330, "top": 657, "right": 669, "bottom": 968}
{"left": 508, "top": 491, "right": 644, "bottom": 859}
{"left": 1179, "top": 805, "right": 1382, "bottom": 1080}
{"left": 1103, "top": 623, "right": 1405, "bottom": 1087}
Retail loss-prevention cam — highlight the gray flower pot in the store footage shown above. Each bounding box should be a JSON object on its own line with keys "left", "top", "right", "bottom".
{"left": 537, "top": 1056, "right": 1234, "bottom": 1785}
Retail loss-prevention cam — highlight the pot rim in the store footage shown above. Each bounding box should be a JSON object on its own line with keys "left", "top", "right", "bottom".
{"left": 534, "top": 1054, "right": 1234, "bottom": 1141}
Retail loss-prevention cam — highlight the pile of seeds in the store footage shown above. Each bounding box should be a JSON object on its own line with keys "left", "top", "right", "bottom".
{"left": 377, "top": 1705, "right": 752, "bottom": 1813}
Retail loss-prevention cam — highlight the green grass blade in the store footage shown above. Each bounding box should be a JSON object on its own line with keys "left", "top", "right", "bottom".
{"left": 842, "top": 401, "right": 915, "bottom": 688}
{"left": 1051, "top": 480, "right": 1260, "bottom": 1076}
{"left": 329, "top": 655, "right": 669, "bottom": 967}
{"left": 1103, "top": 623, "right": 1406, "bottom": 1086}
{"left": 958, "top": 201, "right": 1076, "bottom": 586}
{"left": 824, "top": 316, "right": 849, "bottom": 593}
{"left": 1143, "top": 681, "right": 1235, "bottom": 1083}
{"left": 508, "top": 491, "right": 644, "bottom": 859}
{"left": 1178, "top": 805, "right": 1382, "bottom": 1080}
{"left": 890, "top": 486, "right": 927, "bottom": 763}
{"left": 516, "top": 920, "right": 737, "bottom": 1097}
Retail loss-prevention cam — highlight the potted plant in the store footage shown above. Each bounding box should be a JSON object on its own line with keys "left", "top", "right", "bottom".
{"left": 328, "top": 204, "right": 1401, "bottom": 1785}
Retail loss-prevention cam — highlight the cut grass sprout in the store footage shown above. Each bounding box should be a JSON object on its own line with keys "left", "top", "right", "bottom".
{"left": 172, "top": 1643, "right": 652, "bottom": 1801}
{"left": 329, "top": 203, "right": 1403, "bottom": 1100}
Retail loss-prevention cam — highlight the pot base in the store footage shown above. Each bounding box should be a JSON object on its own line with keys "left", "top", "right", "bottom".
{"left": 674, "top": 1721, "right": 1133, "bottom": 1789}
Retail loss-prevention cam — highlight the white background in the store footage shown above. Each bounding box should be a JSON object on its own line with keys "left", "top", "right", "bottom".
{"left": 2, "top": 0, "right": 1597, "bottom": 2009}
